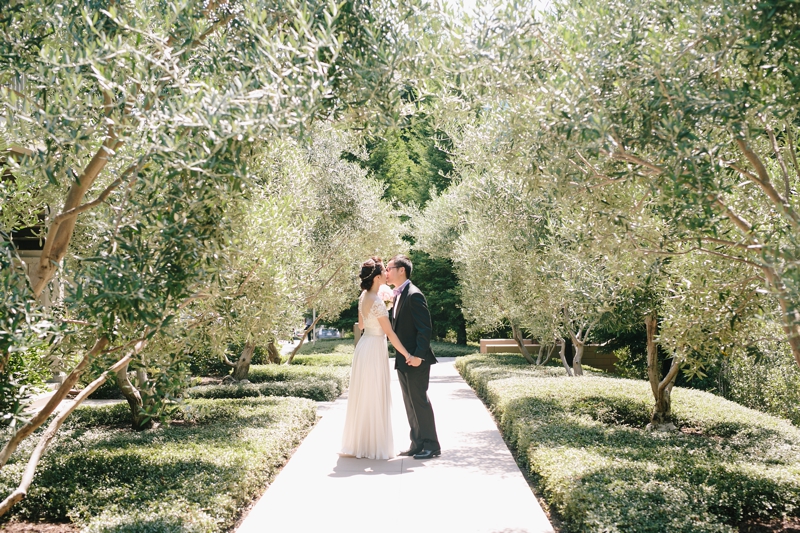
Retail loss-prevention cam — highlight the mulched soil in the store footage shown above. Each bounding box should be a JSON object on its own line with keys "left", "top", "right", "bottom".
{"left": 740, "top": 519, "right": 800, "bottom": 532}
{"left": 1, "top": 523, "right": 78, "bottom": 533}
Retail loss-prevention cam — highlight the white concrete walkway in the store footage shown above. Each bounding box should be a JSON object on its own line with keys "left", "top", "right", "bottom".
{"left": 237, "top": 357, "right": 554, "bottom": 533}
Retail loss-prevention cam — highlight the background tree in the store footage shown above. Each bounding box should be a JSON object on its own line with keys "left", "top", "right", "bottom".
{"left": 334, "top": 114, "right": 468, "bottom": 343}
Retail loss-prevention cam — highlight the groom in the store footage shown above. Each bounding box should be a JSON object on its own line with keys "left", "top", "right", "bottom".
{"left": 386, "top": 255, "right": 441, "bottom": 459}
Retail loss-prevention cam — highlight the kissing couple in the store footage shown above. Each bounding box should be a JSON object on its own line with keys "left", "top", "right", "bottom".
{"left": 339, "top": 254, "right": 441, "bottom": 460}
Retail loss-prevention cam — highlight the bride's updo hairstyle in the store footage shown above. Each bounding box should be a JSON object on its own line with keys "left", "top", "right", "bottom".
{"left": 359, "top": 256, "right": 384, "bottom": 291}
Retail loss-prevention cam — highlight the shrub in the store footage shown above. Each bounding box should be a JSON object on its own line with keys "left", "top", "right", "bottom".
{"left": 188, "top": 344, "right": 276, "bottom": 377}
{"left": 247, "top": 364, "right": 349, "bottom": 396}
{"left": 187, "top": 348, "right": 231, "bottom": 377}
{"left": 612, "top": 345, "right": 647, "bottom": 380}
{"left": 721, "top": 344, "right": 800, "bottom": 426}
{"left": 0, "top": 397, "right": 316, "bottom": 532}
{"left": 456, "top": 354, "right": 800, "bottom": 533}
{"left": 289, "top": 353, "right": 353, "bottom": 366}
{"left": 186, "top": 379, "right": 339, "bottom": 402}
{"left": 429, "top": 341, "right": 479, "bottom": 358}
{"left": 291, "top": 338, "right": 355, "bottom": 358}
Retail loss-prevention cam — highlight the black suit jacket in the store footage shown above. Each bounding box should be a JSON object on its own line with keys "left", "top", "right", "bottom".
{"left": 392, "top": 282, "right": 437, "bottom": 371}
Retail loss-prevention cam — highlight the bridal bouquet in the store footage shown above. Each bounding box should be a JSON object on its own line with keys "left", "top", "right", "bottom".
{"left": 377, "top": 284, "right": 394, "bottom": 311}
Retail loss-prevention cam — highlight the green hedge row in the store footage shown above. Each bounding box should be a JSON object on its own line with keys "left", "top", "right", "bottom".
{"left": 0, "top": 397, "right": 316, "bottom": 532}
{"left": 186, "top": 378, "right": 339, "bottom": 402}
{"left": 429, "top": 341, "right": 479, "bottom": 358}
{"left": 456, "top": 354, "right": 800, "bottom": 533}
{"left": 247, "top": 364, "right": 350, "bottom": 396}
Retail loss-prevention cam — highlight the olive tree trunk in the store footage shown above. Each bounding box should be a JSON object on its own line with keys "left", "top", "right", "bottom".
{"left": 285, "top": 315, "right": 322, "bottom": 365}
{"left": 511, "top": 323, "right": 536, "bottom": 364}
{"left": 231, "top": 341, "right": 256, "bottom": 381}
{"left": 570, "top": 335, "right": 585, "bottom": 376}
{"left": 267, "top": 341, "right": 281, "bottom": 364}
{"left": 536, "top": 343, "right": 556, "bottom": 366}
{"left": 116, "top": 362, "right": 155, "bottom": 430}
{"left": 645, "top": 312, "right": 680, "bottom": 431}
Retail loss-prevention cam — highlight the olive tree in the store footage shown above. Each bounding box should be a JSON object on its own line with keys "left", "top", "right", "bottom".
{"left": 0, "top": 0, "right": 427, "bottom": 514}
{"left": 538, "top": 0, "right": 800, "bottom": 367}
{"left": 418, "top": 0, "right": 799, "bottom": 425}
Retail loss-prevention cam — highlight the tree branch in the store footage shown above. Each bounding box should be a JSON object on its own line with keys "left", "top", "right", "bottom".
{"left": 284, "top": 315, "right": 323, "bottom": 365}
{"left": 787, "top": 123, "right": 799, "bottom": 185}
{"left": 0, "top": 351, "right": 133, "bottom": 517}
{"left": 571, "top": 150, "right": 625, "bottom": 187}
{"left": 636, "top": 244, "right": 762, "bottom": 268}
{"left": 0, "top": 337, "right": 109, "bottom": 470}
{"left": 222, "top": 351, "right": 237, "bottom": 367}
{"left": 672, "top": 235, "right": 761, "bottom": 250}
{"left": 762, "top": 117, "right": 792, "bottom": 200}
{"left": 611, "top": 150, "right": 665, "bottom": 175}
{"left": 658, "top": 357, "right": 681, "bottom": 393}
{"left": 36, "top": 156, "right": 147, "bottom": 296}
{"left": 735, "top": 138, "right": 800, "bottom": 229}
{"left": 711, "top": 196, "right": 755, "bottom": 236}
{"left": 305, "top": 264, "right": 344, "bottom": 308}
{"left": 0, "top": 86, "right": 44, "bottom": 112}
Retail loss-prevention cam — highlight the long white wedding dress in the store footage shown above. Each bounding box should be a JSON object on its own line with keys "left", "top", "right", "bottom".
{"left": 340, "top": 293, "right": 395, "bottom": 459}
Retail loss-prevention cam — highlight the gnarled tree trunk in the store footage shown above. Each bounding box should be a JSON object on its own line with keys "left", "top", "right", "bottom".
{"left": 645, "top": 312, "right": 680, "bottom": 431}
{"left": 571, "top": 336, "right": 585, "bottom": 376}
{"left": 231, "top": 341, "right": 256, "bottom": 381}
{"left": 511, "top": 323, "right": 536, "bottom": 364}
{"left": 267, "top": 341, "right": 281, "bottom": 364}
{"left": 117, "top": 362, "right": 154, "bottom": 430}
{"left": 536, "top": 343, "right": 556, "bottom": 366}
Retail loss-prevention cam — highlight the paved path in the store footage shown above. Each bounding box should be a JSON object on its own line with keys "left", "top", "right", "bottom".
{"left": 237, "top": 357, "right": 554, "bottom": 533}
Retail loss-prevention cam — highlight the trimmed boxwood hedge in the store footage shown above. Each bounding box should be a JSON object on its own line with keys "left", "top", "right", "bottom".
{"left": 0, "top": 397, "right": 316, "bottom": 532}
{"left": 246, "top": 364, "right": 349, "bottom": 396}
{"left": 429, "top": 341, "right": 479, "bottom": 358}
{"left": 456, "top": 354, "right": 800, "bottom": 533}
{"left": 186, "top": 378, "right": 339, "bottom": 402}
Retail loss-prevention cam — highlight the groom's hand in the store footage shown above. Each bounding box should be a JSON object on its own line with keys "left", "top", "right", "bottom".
{"left": 408, "top": 356, "right": 422, "bottom": 367}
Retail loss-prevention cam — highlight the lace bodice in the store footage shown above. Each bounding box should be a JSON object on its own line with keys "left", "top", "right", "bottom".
{"left": 359, "top": 291, "right": 388, "bottom": 335}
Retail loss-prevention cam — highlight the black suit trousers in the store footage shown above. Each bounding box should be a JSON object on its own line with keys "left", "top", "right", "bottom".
{"left": 397, "top": 366, "right": 440, "bottom": 451}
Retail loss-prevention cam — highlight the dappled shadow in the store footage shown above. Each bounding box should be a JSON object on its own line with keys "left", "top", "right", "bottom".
{"left": 445, "top": 387, "right": 481, "bottom": 401}
{"left": 498, "top": 394, "right": 800, "bottom": 526}
{"left": 328, "top": 456, "right": 403, "bottom": 477}
{"left": 429, "top": 374, "right": 466, "bottom": 385}
{"left": 11, "top": 443, "right": 266, "bottom": 522}
{"left": 412, "top": 429, "right": 521, "bottom": 477}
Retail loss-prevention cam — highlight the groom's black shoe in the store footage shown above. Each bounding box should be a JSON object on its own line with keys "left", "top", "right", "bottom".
{"left": 413, "top": 448, "right": 441, "bottom": 460}
{"left": 399, "top": 448, "right": 422, "bottom": 457}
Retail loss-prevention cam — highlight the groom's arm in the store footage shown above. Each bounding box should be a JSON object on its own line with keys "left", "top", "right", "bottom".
{"left": 408, "top": 293, "right": 433, "bottom": 361}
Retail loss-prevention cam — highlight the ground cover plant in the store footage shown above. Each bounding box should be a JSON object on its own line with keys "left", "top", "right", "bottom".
{"left": 188, "top": 364, "right": 349, "bottom": 402}
{"left": 289, "top": 339, "right": 354, "bottom": 361}
{"left": 429, "top": 341, "right": 479, "bottom": 358}
{"left": 185, "top": 340, "right": 353, "bottom": 402}
{"left": 0, "top": 397, "right": 315, "bottom": 532}
{"left": 456, "top": 354, "right": 800, "bottom": 533}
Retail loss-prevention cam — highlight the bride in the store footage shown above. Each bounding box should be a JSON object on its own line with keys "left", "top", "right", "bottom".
{"left": 340, "top": 257, "right": 412, "bottom": 460}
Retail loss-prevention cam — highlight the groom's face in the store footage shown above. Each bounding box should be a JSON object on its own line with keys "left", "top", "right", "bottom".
{"left": 386, "top": 261, "right": 398, "bottom": 286}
